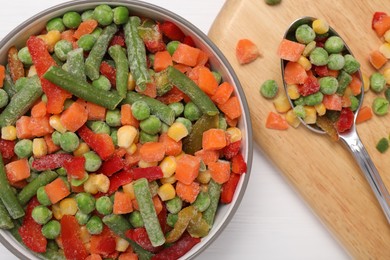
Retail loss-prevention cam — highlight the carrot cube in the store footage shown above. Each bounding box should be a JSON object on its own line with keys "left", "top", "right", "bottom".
{"left": 139, "top": 142, "right": 165, "bottom": 163}
{"left": 175, "top": 181, "right": 200, "bottom": 203}
{"left": 86, "top": 102, "right": 106, "bottom": 121}
{"left": 277, "top": 39, "right": 305, "bottom": 62}
{"left": 208, "top": 160, "right": 231, "bottom": 184}
{"left": 211, "top": 82, "right": 234, "bottom": 105}
{"left": 194, "top": 149, "right": 219, "bottom": 165}
{"left": 158, "top": 133, "right": 182, "bottom": 156}
{"left": 60, "top": 102, "right": 88, "bottom": 132}
{"left": 175, "top": 154, "right": 201, "bottom": 185}
{"left": 45, "top": 178, "right": 70, "bottom": 204}
{"left": 16, "top": 116, "right": 33, "bottom": 139}
{"left": 265, "top": 112, "right": 289, "bottom": 130}
{"left": 113, "top": 191, "right": 133, "bottom": 214}
{"left": 202, "top": 128, "right": 227, "bottom": 150}
{"left": 197, "top": 66, "right": 218, "bottom": 95}
{"left": 283, "top": 61, "right": 308, "bottom": 85}
{"left": 356, "top": 106, "right": 373, "bottom": 124}
{"left": 369, "top": 50, "right": 387, "bottom": 70}
{"left": 322, "top": 94, "right": 342, "bottom": 111}
{"left": 153, "top": 51, "right": 173, "bottom": 72}
{"left": 31, "top": 101, "right": 47, "bottom": 118}
{"left": 373, "top": 16, "right": 390, "bottom": 37}
{"left": 172, "top": 43, "right": 201, "bottom": 67}
{"left": 218, "top": 96, "right": 242, "bottom": 120}
{"left": 120, "top": 104, "right": 139, "bottom": 128}
{"left": 5, "top": 158, "right": 30, "bottom": 183}
{"left": 235, "top": 38, "right": 260, "bottom": 65}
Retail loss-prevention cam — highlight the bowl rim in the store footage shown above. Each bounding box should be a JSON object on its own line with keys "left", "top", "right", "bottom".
{"left": 0, "top": 1, "right": 253, "bottom": 259}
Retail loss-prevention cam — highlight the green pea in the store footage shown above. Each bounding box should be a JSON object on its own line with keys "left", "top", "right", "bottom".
{"left": 167, "top": 41, "right": 180, "bottom": 56}
{"left": 324, "top": 36, "right": 344, "bottom": 53}
{"left": 89, "top": 121, "right": 110, "bottom": 134}
{"left": 376, "top": 137, "right": 389, "bottom": 153}
{"left": 46, "top": 17, "right": 65, "bottom": 32}
{"left": 51, "top": 131, "right": 62, "bottom": 146}
{"left": 81, "top": 10, "right": 94, "bottom": 21}
{"left": 370, "top": 72, "right": 386, "bottom": 93}
{"left": 343, "top": 54, "right": 360, "bottom": 74}
{"left": 41, "top": 220, "right": 61, "bottom": 239}
{"left": 77, "top": 34, "right": 97, "bottom": 51}
{"left": 56, "top": 167, "right": 67, "bottom": 176}
{"left": 168, "top": 102, "right": 184, "bottom": 117}
{"left": 131, "top": 100, "right": 151, "bottom": 121}
{"left": 14, "top": 139, "right": 33, "bottom": 158}
{"left": 140, "top": 115, "right": 162, "bottom": 135}
{"left": 86, "top": 215, "right": 103, "bottom": 235}
{"left": 309, "top": 47, "right": 329, "bottom": 66}
{"left": 175, "top": 117, "right": 192, "bottom": 133}
{"left": 93, "top": 4, "right": 113, "bottom": 26}
{"left": 75, "top": 210, "right": 90, "bottom": 225}
{"left": 0, "top": 89, "right": 9, "bottom": 108}
{"left": 32, "top": 206, "right": 52, "bottom": 225}
{"left": 166, "top": 196, "right": 183, "bottom": 214}
{"left": 293, "top": 105, "right": 306, "bottom": 118}
{"left": 139, "top": 131, "right": 158, "bottom": 144}
{"left": 17, "top": 47, "right": 33, "bottom": 65}
{"left": 192, "top": 192, "right": 211, "bottom": 212}
{"left": 350, "top": 95, "right": 360, "bottom": 111}
{"left": 106, "top": 109, "right": 121, "bottom": 127}
{"left": 129, "top": 211, "right": 144, "bottom": 228}
{"left": 75, "top": 192, "right": 96, "bottom": 214}
{"left": 36, "top": 186, "right": 52, "bottom": 206}
{"left": 372, "top": 97, "right": 389, "bottom": 116}
{"left": 304, "top": 92, "right": 323, "bottom": 106}
{"left": 294, "top": 96, "right": 305, "bottom": 106}
{"left": 260, "top": 79, "right": 278, "bottom": 99}
{"left": 113, "top": 6, "right": 129, "bottom": 25}
{"left": 184, "top": 102, "right": 202, "bottom": 121}
{"left": 95, "top": 196, "right": 113, "bottom": 215}
{"left": 295, "top": 24, "right": 315, "bottom": 44}
{"left": 327, "top": 54, "right": 345, "bottom": 71}
{"left": 63, "top": 11, "right": 82, "bottom": 29}
{"left": 319, "top": 76, "right": 338, "bottom": 95}
{"left": 60, "top": 132, "right": 80, "bottom": 152}
{"left": 265, "top": 0, "right": 282, "bottom": 5}
{"left": 54, "top": 40, "right": 73, "bottom": 61}
{"left": 167, "top": 213, "right": 178, "bottom": 227}
{"left": 110, "top": 130, "right": 118, "bottom": 146}
{"left": 92, "top": 75, "right": 111, "bottom": 91}
{"left": 336, "top": 70, "right": 352, "bottom": 95}
{"left": 385, "top": 88, "right": 390, "bottom": 103}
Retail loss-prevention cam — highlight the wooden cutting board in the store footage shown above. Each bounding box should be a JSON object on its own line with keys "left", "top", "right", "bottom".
{"left": 209, "top": 0, "right": 390, "bottom": 259}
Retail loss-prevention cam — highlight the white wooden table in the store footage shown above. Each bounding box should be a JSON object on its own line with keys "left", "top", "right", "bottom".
{"left": 0, "top": 1, "right": 349, "bottom": 259}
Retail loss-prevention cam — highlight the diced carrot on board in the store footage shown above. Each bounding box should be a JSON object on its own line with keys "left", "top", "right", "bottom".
{"left": 235, "top": 38, "right": 260, "bottom": 65}
{"left": 265, "top": 112, "right": 289, "bottom": 130}
{"left": 356, "top": 106, "right": 373, "bottom": 124}
{"left": 369, "top": 50, "right": 387, "bottom": 70}
{"left": 373, "top": 15, "right": 390, "bottom": 37}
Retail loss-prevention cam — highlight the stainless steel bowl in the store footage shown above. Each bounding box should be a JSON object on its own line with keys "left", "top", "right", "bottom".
{"left": 0, "top": 1, "right": 253, "bottom": 259}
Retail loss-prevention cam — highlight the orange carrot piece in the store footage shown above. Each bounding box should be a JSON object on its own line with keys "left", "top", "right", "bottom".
{"left": 118, "top": 253, "right": 138, "bottom": 260}
{"left": 153, "top": 51, "right": 173, "bottom": 72}
{"left": 208, "top": 160, "right": 231, "bottom": 184}
{"left": 197, "top": 66, "right": 218, "bottom": 95}
{"left": 322, "top": 94, "right": 342, "bottom": 111}
{"left": 16, "top": 116, "right": 33, "bottom": 139}
{"left": 85, "top": 254, "right": 103, "bottom": 260}
{"left": 113, "top": 191, "right": 133, "bottom": 214}
{"left": 45, "top": 178, "right": 70, "bottom": 204}
{"left": 120, "top": 104, "right": 139, "bottom": 128}
{"left": 0, "top": 65, "right": 5, "bottom": 88}
{"left": 137, "top": 82, "right": 157, "bottom": 98}
{"left": 196, "top": 50, "right": 209, "bottom": 67}
{"left": 194, "top": 149, "right": 219, "bottom": 165}
{"left": 153, "top": 196, "right": 163, "bottom": 215}
{"left": 29, "top": 116, "right": 54, "bottom": 137}
{"left": 202, "top": 128, "right": 227, "bottom": 151}
{"left": 283, "top": 61, "right": 308, "bottom": 85}
{"left": 73, "top": 20, "right": 98, "bottom": 40}
{"left": 172, "top": 43, "right": 201, "bottom": 67}
{"left": 348, "top": 74, "right": 362, "bottom": 95}
{"left": 173, "top": 64, "right": 191, "bottom": 74}
{"left": 44, "top": 134, "right": 60, "bottom": 154}
{"left": 60, "top": 102, "right": 88, "bottom": 132}
{"left": 369, "top": 50, "right": 387, "bottom": 70}
{"left": 225, "top": 115, "right": 238, "bottom": 127}
{"left": 327, "top": 69, "right": 339, "bottom": 78}
{"left": 217, "top": 96, "right": 242, "bottom": 120}
{"left": 124, "top": 144, "right": 141, "bottom": 168}
{"left": 86, "top": 101, "right": 106, "bottom": 121}
{"left": 277, "top": 39, "right": 305, "bottom": 62}
{"left": 235, "top": 38, "right": 260, "bottom": 65}
{"left": 265, "top": 112, "right": 289, "bottom": 130}
{"left": 341, "top": 95, "right": 352, "bottom": 108}
{"left": 31, "top": 100, "right": 47, "bottom": 118}
{"left": 175, "top": 154, "right": 201, "bottom": 185}
{"left": 158, "top": 133, "right": 182, "bottom": 156}
{"left": 139, "top": 142, "right": 165, "bottom": 162}
{"left": 5, "top": 158, "right": 30, "bottom": 183}
{"left": 373, "top": 16, "right": 390, "bottom": 37}
{"left": 61, "top": 30, "right": 75, "bottom": 42}
{"left": 176, "top": 181, "right": 200, "bottom": 203}
{"left": 356, "top": 106, "right": 373, "bottom": 124}
{"left": 211, "top": 82, "right": 234, "bottom": 105}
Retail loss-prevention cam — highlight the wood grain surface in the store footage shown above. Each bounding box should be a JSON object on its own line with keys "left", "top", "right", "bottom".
{"left": 209, "top": 0, "right": 390, "bottom": 259}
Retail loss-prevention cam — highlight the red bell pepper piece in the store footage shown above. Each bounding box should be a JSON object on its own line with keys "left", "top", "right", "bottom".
{"left": 182, "top": 35, "right": 195, "bottom": 47}
{"left": 231, "top": 153, "right": 247, "bottom": 174}
{"left": 90, "top": 225, "right": 117, "bottom": 257}
{"left": 314, "top": 65, "right": 329, "bottom": 77}
{"left": 372, "top": 12, "right": 388, "bottom": 29}
{"left": 109, "top": 32, "right": 126, "bottom": 48}
{"left": 159, "top": 21, "right": 185, "bottom": 41}
{"left": 131, "top": 166, "right": 163, "bottom": 182}
{"left": 221, "top": 140, "right": 241, "bottom": 160}
{"left": 18, "top": 197, "right": 47, "bottom": 253}
{"left": 61, "top": 215, "right": 89, "bottom": 260}
{"left": 27, "top": 36, "right": 71, "bottom": 114}
{"left": 125, "top": 228, "right": 162, "bottom": 253}
{"left": 100, "top": 61, "right": 116, "bottom": 87}
{"left": 63, "top": 156, "right": 86, "bottom": 179}
{"left": 220, "top": 173, "right": 241, "bottom": 204}
{"left": 156, "top": 86, "right": 185, "bottom": 105}
{"left": 107, "top": 170, "right": 133, "bottom": 195}
{"left": 99, "top": 155, "right": 124, "bottom": 176}
{"left": 158, "top": 203, "right": 170, "bottom": 234}
{"left": 31, "top": 153, "right": 73, "bottom": 171}
{"left": 77, "top": 125, "right": 115, "bottom": 160}
{"left": 336, "top": 107, "right": 354, "bottom": 133}
{"left": 0, "top": 139, "right": 15, "bottom": 160}
{"left": 151, "top": 232, "right": 201, "bottom": 260}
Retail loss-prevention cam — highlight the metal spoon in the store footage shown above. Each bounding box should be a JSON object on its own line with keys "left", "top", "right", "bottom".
{"left": 281, "top": 16, "right": 390, "bottom": 224}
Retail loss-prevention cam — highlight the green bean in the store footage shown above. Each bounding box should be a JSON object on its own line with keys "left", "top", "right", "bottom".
{"left": 133, "top": 178, "right": 165, "bottom": 247}
{"left": 336, "top": 70, "right": 352, "bottom": 95}
{"left": 202, "top": 179, "right": 221, "bottom": 226}
{"left": 3, "top": 72, "right": 17, "bottom": 98}
{"left": 18, "top": 170, "right": 58, "bottom": 206}
{"left": 0, "top": 75, "right": 42, "bottom": 127}
{"left": 85, "top": 23, "right": 118, "bottom": 80}
{"left": 192, "top": 191, "right": 211, "bottom": 212}
{"left": 0, "top": 89, "right": 9, "bottom": 109}
{"left": 66, "top": 48, "right": 86, "bottom": 81}
{"left": 0, "top": 200, "right": 14, "bottom": 229}
{"left": 124, "top": 16, "right": 151, "bottom": 91}
{"left": 109, "top": 45, "right": 129, "bottom": 98}
{"left": 124, "top": 91, "right": 175, "bottom": 125}
{"left": 167, "top": 66, "right": 219, "bottom": 116}
{"left": 43, "top": 66, "right": 123, "bottom": 110}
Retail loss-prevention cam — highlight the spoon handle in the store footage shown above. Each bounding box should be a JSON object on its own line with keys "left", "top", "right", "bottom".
{"left": 340, "top": 130, "right": 390, "bottom": 224}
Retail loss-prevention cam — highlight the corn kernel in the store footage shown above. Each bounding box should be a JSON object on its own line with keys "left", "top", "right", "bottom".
{"left": 273, "top": 92, "right": 291, "bottom": 113}
{"left": 312, "top": 19, "right": 329, "bottom": 34}
{"left": 79, "top": 226, "right": 91, "bottom": 244}
{"left": 158, "top": 183, "right": 176, "bottom": 201}
{"left": 303, "top": 106, "right": 317, "bottom": 124}
{"left": 73, "top": 142, "right": 90, "bottom": 157}
{"left": 117, "top": 125, "right": 138, "bottom": 148}
{"left": 285, "top": 109, "right": 300, "bottom": 128}
{"left": 38, "top": 30, "right": 61, "bottom": 52}
{"left": 379, "top": 43, "right": 390, "bottom": 59}
{"left": 127, "top": 73, "right": 136, "bottom": 91}
{"left": 200, "top": 184, "right": 209, "bottom": 193}
{"left": 196, "top": 170, "right": 211, "bottom": 184}
{"left": 362, "top": 73, "right": 370, "bottom": 92}
{"left": 286, "top": 84, "right": 300, "bottom": 100}
{"left": 159, "top": 156, "right": 177, "bottom": 178}
{"left": 160, "top": 175, "right": 176, "bottom": 184}
{"left": 297, "top": 56, "right": 312, "bottom": 71}
{"left": 27, "top": 65, "right": 37, "bottom": 77}
{"left": 33, "top": 138, "right": 47, "bottom": 158}
{"left": 122, "top": 182, "right": 135, "bottom": 199}
{"left": 226, "top": 127, "right": 242, "bottom": 143}
{"left": 59, "top": 197, "right": 78, "bottom": 215}
{"left": 167, "top": 122, "right": 189, "bottom": 142}
{"left": 385, "top": 30, "right": 390, "bottom": 43}
{"left": 95, "top": 174, "right": 110, "bottom": 193}
{"left": 52, "top": 203, "right": 63, "bottom": 220}
{"left": 314, "top": 103, "right": 326, "bottom": 116}
{"left": 83, "top": 174, "right": 99, "bottom": 194}
{"left": 116, "top": 237, "right": 130, "bottom": 252}
{"left": 138, "top": 160, "right": 158, "bottom": 168}
{"left": 1, "top": 126, "right": 17, "bottom": 141}
{"left": 49, "top": 115, "right": 67, "bottom": 133}
{"left": 383, "top": 67, "right": 390, "bottom": 85}
{"left": 126, "top": 143, "right": 137, "bottom": 155}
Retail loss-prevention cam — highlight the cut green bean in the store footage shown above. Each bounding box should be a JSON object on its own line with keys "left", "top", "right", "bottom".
{"left": 66, "top": 48, "right": 86, "bottom": 81}
{"left": 43, "top": 66, "right": 123, "bottom": 110}
{"left": 0, "top": 75, "right": 43, "bottom": 127}
{"left": 108, "top": 45, "right": 129, "bottom": 98}
{"left": 202, "top": 179, "right": 221, "bottom": 226}
{"left": 0, "top": 200, "right": 14, "bottom": 229}
{"left": 124, "top": 16, "right": 151, "bottom": 91}
{"left": 85, "top": 23, "right": 118, "bottom": 80}
{"left": 133, "top": 178, "right": 165, "bottom": 247}
{"left": 3, "top": 72, "right": 17, "bottom": 98}
{"left": 167, "top": 66, "right": 219, "bottom": 116}
{"left": 124, "top": 91, "right": 175, "bottom": 125}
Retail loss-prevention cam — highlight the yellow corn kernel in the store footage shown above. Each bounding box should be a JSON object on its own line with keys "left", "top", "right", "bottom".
{"left": 314, "top": 103, "right": 326, "bottom": 116}
{"left": 38, "top": 30, "right": 61, "bottom": 52}
{"left": 117, "top": 125, "right": 138, "bottom": 148}
{"left": 158, "top": 183, "right": 176, "bottom": 201}
{"left": 1, "top": 126, "right": 17, "bottom": 141}
{"left": 33, "top": 138, "right": 47, "bottom": 158}
{"left": 160, "top": 175, "right": 176, "bottom": 184}
{"left": 384, "top": 30, "right": 390, "bottom": 43}
{"left": 79, "top": 226, "right": 91, "bottom": 244}
{"left": 285, "top": 109, "right": 300, "bottom": 128}
{"left": 200, "top": 184, "right": 208, "bottom": 193}
{"left": 286, "top": 84, "right": 300, "bottom": 100}
{"left": 122, "top": 182, "right": 135, "bottom": 199}
{"left": 116, "top": 237, "right": 130, "bottom": 252}
{"left": 226, "top": 127, "right": 242, "bottom": 143}
{"left": 95, "top": 174, "right": 110, "bottom": 193}
{"left": 73, "top": 142, "right": 90, "bottom": 157}
{"left": 138, "top": 160, "right": 158, "bottom": 168}
{"left": 27, "top": 65, "right": 37, "bottom": 77}
{"left": 383, "top": 67, "right": 390, "bottom": 85}
{"left": 273, "top": 92, "right": 291, "bottom": 113}
{"left": 83, "top": 174, "right": 99, "bottom": 194}
{"left": 303, "top": 106, "right": 317, "bottom": 124}
{"left": 167, "top": 122, "right": 188, "bottom": 142}
{"left": 49, "top": 115, "right": 67, "bottom": 133}
{"left": 196, "top": 170, "right": 211, "bottom": 184}
{"left": 312, "top": 19, "right": 329, "bottom": 34}
{"left": 362, "top": 73, "right": 370, "bottom": 92}
{"left": 52, "top": 203, "right": 63, "bottom": 220}
{"left": 127, "top": 73, "right": 136, "bottom": 91}
{"left": 59, "top": 197, "right": 78, "bottom": 216}
{"left": 379, "top": 43, "right": 390, "bottom": 59}
{"left": 126, "top": 143, "right": 138, "bottom": 155}
{"left": 159, "top": 156, "right": 177, "bottom": 178}
{"left": 297, "top": 55, "right": 312, "bottom": 71}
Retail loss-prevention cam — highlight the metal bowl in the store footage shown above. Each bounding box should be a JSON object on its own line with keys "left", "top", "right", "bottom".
{"left": 0, "top": 0, "right": 253, "bottom": 259}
